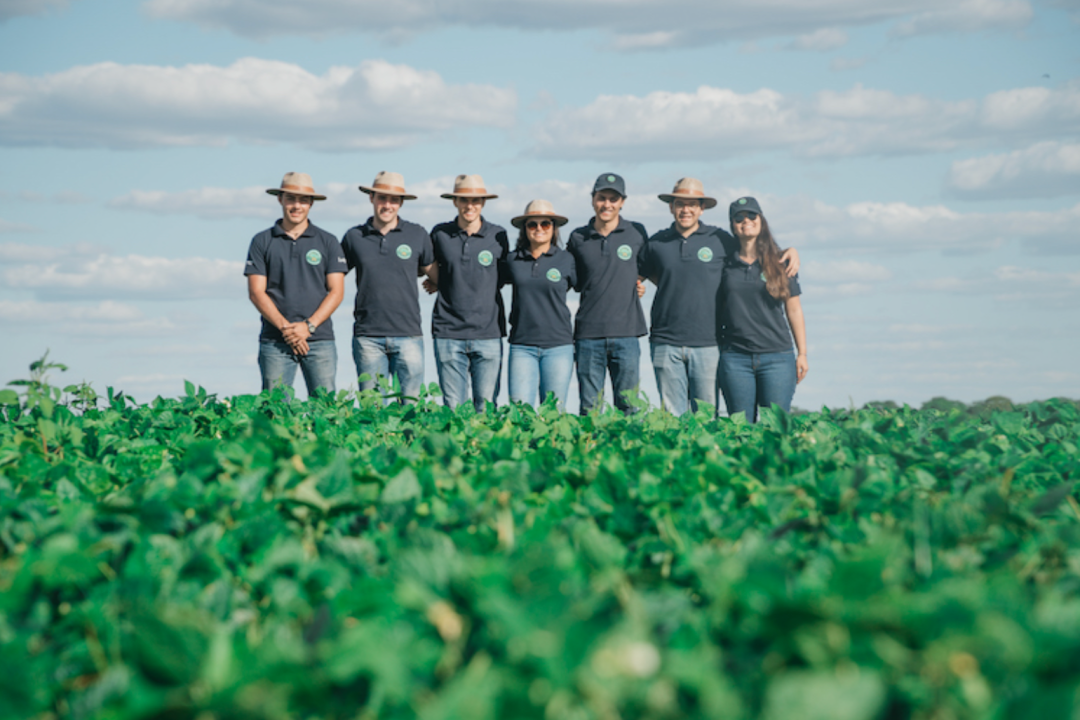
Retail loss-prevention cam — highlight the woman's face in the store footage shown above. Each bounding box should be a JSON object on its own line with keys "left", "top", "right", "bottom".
{"left": 525, "top": 218, "right": 554, "bottom": 244}
{"left": 732, "top": 211, "right": 761, "bottom": 240}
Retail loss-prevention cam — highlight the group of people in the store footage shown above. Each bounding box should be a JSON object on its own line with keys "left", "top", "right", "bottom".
{"left": 244, "top": 171, "right": 808, "bottom": 421}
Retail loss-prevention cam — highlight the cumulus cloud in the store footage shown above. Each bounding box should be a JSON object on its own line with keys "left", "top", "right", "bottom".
{"left": 0, "top": 0, "right": 69, "bottom": 22}
{"left": 916, "top": 265, "right": 1080, "bottom": 307}
{"left": 787, "top": 28, "right": 849, "bottom": 51}
{"left": 532, "top": 81, "right": 1080, "bottom": 162}
{"left": 801, "top": 259, "right": 892, "bottom": 297}
{"left": 0, "top": 299, "right": 178, "bottom": 336}
{"left": 0, "top": 58, "right": 516, "bottom": 150}
{"left": 141, "top": 0, "right": 1031, "bottom": 47}
{"left": 0, "top": 219, "right": 37, "bottom": 234}
{"left": 947, "top": 141, "right": 1080, "bottom": 199}
{"left": 891, "top": 0, "right": 1033, "bottom": 35}
{"left": 2, "top": 248, "right": 243, "bottom": 300}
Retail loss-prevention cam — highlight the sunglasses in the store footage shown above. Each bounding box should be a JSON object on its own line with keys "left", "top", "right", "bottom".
{"left": 525, "top": 219, "right": 553, "bottom": 230}
{"left": 733, "top": 211, "right": 759, "bottom": 223}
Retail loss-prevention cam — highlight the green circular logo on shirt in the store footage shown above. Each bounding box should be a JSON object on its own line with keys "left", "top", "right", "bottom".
{"left": 396, "top": 244, "right": 412, "bottom": 260}
{"left": 616, "top": 244, "right": 632, "bottom": 261}
{"left": 697, "top": 247, "right": 713, "bottom": 262}
{"left": 305, "top": 250, "right": 322, "bottom": 265}
{"left": 761, "top": 272, "right": 768, "bottom": 282}
{"left": 478, "top": 250, "right": 494, "bottom": 267}
{"left": 546, "top": 268, "right": 562, "bottom": 282}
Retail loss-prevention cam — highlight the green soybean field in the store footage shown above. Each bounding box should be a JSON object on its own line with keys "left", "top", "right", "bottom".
{"left": 2, "top": 361, "right": 1079, "bottom": 720}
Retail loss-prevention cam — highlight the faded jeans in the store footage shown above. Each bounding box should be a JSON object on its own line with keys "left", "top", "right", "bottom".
{"left": 509, "top": 343, "right": 574, "bottom": 410}
{"left": 719, "top": 348, "right": 797, "bottom": 423}
{"left": 352, "top": 336, "right": 425, "bottom": 404}
{"left": 434, "top": 337, "right": 502, "bottom": 412}
{"left": 650, "top": 343, "right": 719, "bottom": 416}
{"left": 258, "top": 340, "right": 337, "bottom": 396}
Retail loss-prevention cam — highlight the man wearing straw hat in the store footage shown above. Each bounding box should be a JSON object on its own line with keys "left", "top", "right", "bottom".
{"left": 566, "top": 172, "right": 649, "bottom": 415}
{"left": 245, "top": 172, "right": 347, "bottom": 395}
{"left": 639, "top": 177, "right": 798, "bottom": 416}
{"left": 426, "top": 174, "right": 509, "bottom": 412}
{"left": 341, "top": 171, "right": 435, "bottom": 403}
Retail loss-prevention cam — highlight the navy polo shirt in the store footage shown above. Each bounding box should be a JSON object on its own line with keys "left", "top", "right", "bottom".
{"left": 340, "top": 217, "right": 434, "bottom": 338}
{"left": 719, "top": 256, "right": 801, "bottom": 354}
{"left": 244, "top": 220, "right": 348, "bottom": 343}
{"left": 501, "top": 245, "right": 578, "bottom": 348}
{"left": 638, "top": 223, "right": 738, "bottom": 347}
{"left": 430, "top": 217, "right": 510, "bottom": 340}
{"left": 566, "top": 217, "right": 648, "bottom": 340}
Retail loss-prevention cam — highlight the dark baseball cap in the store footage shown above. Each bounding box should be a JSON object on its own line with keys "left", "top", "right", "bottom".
{"left": 730, "top": 196, "right": 763, "bottom": 219}
{"left": 592, "top": 173, "right": 626, "bottom": 198}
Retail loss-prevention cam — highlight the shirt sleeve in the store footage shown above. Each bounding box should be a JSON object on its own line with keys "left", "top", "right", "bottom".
{"left": 637, "top": 241, "right": 653, "bottom": 281}
{"left": 244, "top": 235, "right": 267, "bottom": 276}
{"left": 341, "top": 233, "right": 356, "bottom": 272}
{"left": 325, "top": 233, "right": 348, "bottom": 274}
{"left": 788, "top": 273, "right": 802, "bottom": 298}
{"left": 420, "top": 231, "right": 435, "bottom": 267}
{"left": 566, "top": 253, "right": 578, "bottom": 291}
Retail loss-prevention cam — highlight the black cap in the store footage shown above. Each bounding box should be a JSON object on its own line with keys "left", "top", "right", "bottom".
{"left": 592, "top": 173, "right": 626, "bottom": 198}
{"left": 729, "top": 196, "right": 763, "bottom": 219}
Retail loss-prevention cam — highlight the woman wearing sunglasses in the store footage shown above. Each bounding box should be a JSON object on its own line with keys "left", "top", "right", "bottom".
{"left": 718, "top": 197, "right": 808, "bottom": 422}
{"left": 503, "top": 200, "right": 578, "bottom": 409}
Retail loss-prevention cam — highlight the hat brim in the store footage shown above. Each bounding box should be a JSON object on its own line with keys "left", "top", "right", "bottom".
{"left": 658, "top": 193, "right": 717, "bottom": 209}
{"left": 440, "top": 192, "right": 498, "bottom": 200}
{"left": 266, "top": 188, "right": 327, "bottom": 201}
{"left": 511, "top": 213, "right": 569, "bottom": 229}
{"left": 359, "top": 186, "right": 418, "bottom": 200}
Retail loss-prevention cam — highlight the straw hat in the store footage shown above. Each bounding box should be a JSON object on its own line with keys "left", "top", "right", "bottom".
{"left": 657, "top": 177, "right": 717, "bottom": 209}
{"left": 511, "top": 199, "right": 569, "bottom": 229}
{"left": 440, "top": 174, "right": 498, "bottom": 200}
{"left": 265, "top": 172, "right": 326, "bottom": 201}
{"left": 358, "top": 171, "right": 417, "bottom": 200}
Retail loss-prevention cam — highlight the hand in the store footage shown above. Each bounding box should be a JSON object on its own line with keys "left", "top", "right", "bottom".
{"left": 291, "top": 338, "right": 310, "bottom": 356}
{"left": 422, "top": 278, "right": 438, "bottom": 295}
{"left": 780, "top": 247, "right": 800, "bottom": 277}
{"left": 796, "top": 354, "right": 808, "bottom": 383}
{"left": 281, "top": 321, "right": 311, "bottom": 345}
{"left": 636, "top": 279, "right": 646, "bottom": 298}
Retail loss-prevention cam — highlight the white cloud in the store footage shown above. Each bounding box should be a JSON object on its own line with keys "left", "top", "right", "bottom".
{"left": 892, "top": 0, "right": 1033, "bottom": 36}
{"left": 947, "top": 141, "right": 1080, "bottom": 199}
{"left": 915, "top": 265, "right": 1080, "bottom": 307}
{"left": 533, "top": 81, "right": 1080, "bottom": 162}
{"left": 787, "top": 28, "right": 849, "bottom": 51}
{"left": 0, "top": 219, "right": 37, "bottom": 234}
{"left": 0, "top": 0, "right": 69, "bottom": 22}
{"left": 801, "top": 259, "right": 892, "bottom": 297}
{"left": 3, "top": 251, "right": 243, "bottom": 300}
{"left": 141, "top": 0, "right": 1030, "bottom": 47}
{"left": 0, "top": 58, "right": 516, "bottom": 150}
{"left": 0, "top": 299, "right": 178, "bottom": 336}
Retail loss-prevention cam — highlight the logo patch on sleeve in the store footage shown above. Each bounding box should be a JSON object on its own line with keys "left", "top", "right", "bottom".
{"left": 478, "top": 250, "right": 494, "bottom": 266}
{"left": 546, "top": 268, "right": 562, "bottom": 282}
{"left": 396, "top": 244, "right": 413, "bottom": 260}
{"left": 697, "top": 247, "right": 713, "bottom": 262}
{"left": 305, "top": 250, "right": 323, "bottom": 265}
{"left": 616, "top": 244, "right": 632, "bottom": 260}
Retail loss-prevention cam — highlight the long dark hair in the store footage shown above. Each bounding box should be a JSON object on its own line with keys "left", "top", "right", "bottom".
{"left": 732, "top": 215, "right": 790, "bottom": 301}
{"left": 515, "top": 225, "right": 562, "bottom": 253}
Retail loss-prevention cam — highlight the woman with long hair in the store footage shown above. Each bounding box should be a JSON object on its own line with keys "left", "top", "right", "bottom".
{"left": 718, "top": 196, "right": 808, "bottom": 421}
{"left": 503, "top": 200, "right": 577, "bottom": 409}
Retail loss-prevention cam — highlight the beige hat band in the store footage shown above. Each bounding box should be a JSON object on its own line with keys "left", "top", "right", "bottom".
{"left": 372, "top": 183, "right": 407, "bottom": 194}
{"left": 280, "top": 183, "right": 318, "bottom": 195}
{"left": 672, "top": 189, "right": 705, "bottom": 197}
{"left": 454, "top": 187, "right": 489, "bottom": 195}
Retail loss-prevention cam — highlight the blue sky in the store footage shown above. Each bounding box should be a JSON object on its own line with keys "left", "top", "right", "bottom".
{"left": 1, "top": 0, "right": 1078, "bottom": 410}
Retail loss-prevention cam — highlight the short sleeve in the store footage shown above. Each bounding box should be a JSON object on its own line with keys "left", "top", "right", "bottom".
{"left": 420, "top": 232, "right": 435, "bottom": 267}
{"left": 324, "top": 233, "right": 348, "bottom": 274}
{"left": 566, "top": 254, "right": 578, "bottom": 291}
{"left": 244, "top": 235, "right": 267, "bottom": 276}
{"left": 637, "top": 242, "right": 652, "bottom": 280}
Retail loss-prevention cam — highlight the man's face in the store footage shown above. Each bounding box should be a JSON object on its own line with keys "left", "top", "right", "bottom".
{"left": 670, "top": 198, "right": 703, "bottom": 232}
{"left": 279, "top": 192, "right": 313, "bottom": 225}
{"left": 371, "top": 192, "right": 403, "bottom": 225}
{"left": 453, "top": 196, "right": 485, "bottom": 224}
{"left": 592, "top": 189, "right": 624, "bottom": 223}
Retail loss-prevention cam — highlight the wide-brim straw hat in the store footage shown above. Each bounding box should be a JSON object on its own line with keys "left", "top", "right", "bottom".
{"left": 265, "top": 172, "right": 327, "bottom": 201}
{"left": 440, "top": 174, "right": 498, "bottom": 200}
{"left": 511, "top": 199, "right": 569, "bottom": 229}
{"left": 358, "top": 171, "right": 417, "bottom": 200}
{"left": 658, "top": 177, "right": 717, "bottom": 209}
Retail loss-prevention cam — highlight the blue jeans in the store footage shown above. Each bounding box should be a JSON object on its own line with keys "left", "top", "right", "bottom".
{"left": 509, "top": 344, "right": 574, "bottom": 409}
{"left": 434, "top": 338, "right": 502, "bottom": 412}
{"left": 575, "top": 337, "right": 641, "bottom": 415}
{"left": 352, "top": 336, "right": 425, "bottom": 404}
{"left": 719, "top": 348, "right": 797, "bottom": 423}
{"left": 258, "top": 340, "right": 337, "bottom": 396}
{"left": 650, "top": 343, "right": 719, "bottom": 416}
